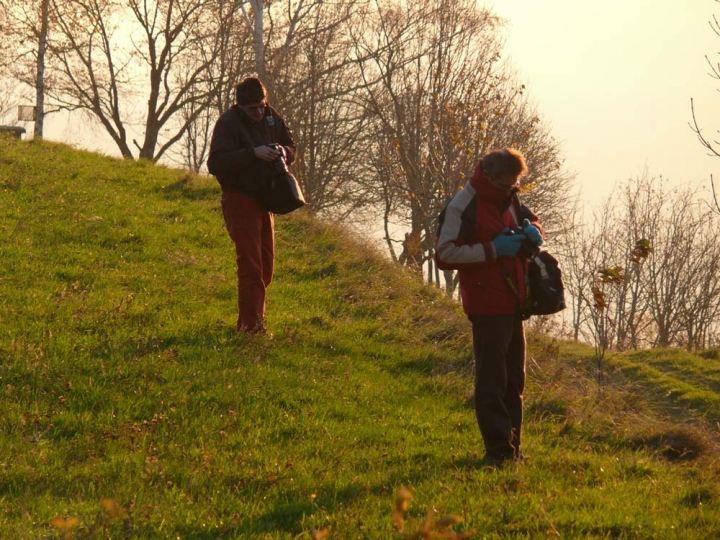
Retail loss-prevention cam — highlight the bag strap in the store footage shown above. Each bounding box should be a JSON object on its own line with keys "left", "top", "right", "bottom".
{"left": 512, "top": 193, "right": 522, "bottom": 227}
{"left": 500, "top": 265, "right": 531, "bottom": 318}
{"left": 232, "top": 105, "right": 277, "bottom": 147}
{"left": 534, "top": 254, "right": 549, "bottom": 280}
{"left": 512, "top": 192, "right": 538, "bottom": 227}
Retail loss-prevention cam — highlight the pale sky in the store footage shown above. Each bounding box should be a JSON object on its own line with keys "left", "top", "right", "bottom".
{"left": 485, "top": 0, "right": 720, "bottom": 208}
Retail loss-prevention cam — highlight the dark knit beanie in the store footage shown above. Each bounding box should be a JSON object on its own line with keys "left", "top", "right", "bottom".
{"left": 236, "top": 77, "right": 267, "bottom": 105}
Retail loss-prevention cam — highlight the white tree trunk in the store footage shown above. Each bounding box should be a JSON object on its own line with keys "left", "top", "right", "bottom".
{"left": 252, "top": 0, "right": 264, "bottom": 77}
{"left": 238, "top": 0, "right": 265, "bottom": 78}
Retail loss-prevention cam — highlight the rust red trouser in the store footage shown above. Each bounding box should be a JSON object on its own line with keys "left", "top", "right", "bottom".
{"left": 221, "top": 192, "right": 274, "bottom": 332}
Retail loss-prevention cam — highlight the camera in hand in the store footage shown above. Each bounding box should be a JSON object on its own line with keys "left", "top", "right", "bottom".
{"left": 503, "top": 227, "right": 540, "bottom": 259}
{"left": 267, "top": 143, "right": 288, "bottom": 174}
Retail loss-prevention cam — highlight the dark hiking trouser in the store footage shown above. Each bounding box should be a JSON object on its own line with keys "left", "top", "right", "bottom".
{"left": 221, "top": 192, "right": 274, "bottom": 333}
{"left": 470, "top": 314, "right": 526, "bottom": 459}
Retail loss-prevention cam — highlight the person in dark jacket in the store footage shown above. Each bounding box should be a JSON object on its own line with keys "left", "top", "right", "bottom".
{"left": 435, "top": 148, "right": 544, "bottom": 464}
{"left": 207, "top": 77, "right": 297, "bottom": 335}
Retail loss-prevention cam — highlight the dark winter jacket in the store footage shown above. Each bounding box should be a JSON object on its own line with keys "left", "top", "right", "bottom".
{"left": 207, "top": 104, "right": 296, "bottom": 196}
{"left": 435, "top": 165, "right": 542, "bottom": 316}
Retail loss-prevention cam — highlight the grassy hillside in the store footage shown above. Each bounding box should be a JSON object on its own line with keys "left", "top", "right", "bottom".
{"left": 1, "top": 136, "right": 719, "bottom": 539}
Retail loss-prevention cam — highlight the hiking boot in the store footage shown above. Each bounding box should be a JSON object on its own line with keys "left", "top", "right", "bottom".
{"left": 483, "top": 452, "right": 516, "bottom": 466}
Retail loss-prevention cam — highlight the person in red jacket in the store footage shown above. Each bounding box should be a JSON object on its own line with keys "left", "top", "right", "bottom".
{"left": 435, "top": 148, "right": 544, "bottom": 464}
{"left": 207, "top": 77, "right": 297, "bottom": 335}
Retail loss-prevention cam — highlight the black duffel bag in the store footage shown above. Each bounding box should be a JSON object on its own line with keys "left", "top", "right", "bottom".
{"left": 258, "top": 144, "right": 306, "bottom": 214}
{"left": 259, "top": 171, "right": 306, "bottom": 215}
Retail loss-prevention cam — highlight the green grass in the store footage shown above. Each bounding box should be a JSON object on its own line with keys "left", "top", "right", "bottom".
{"left": 1, "top": 135, "right": 719, "bottom": 539}
{"left": 608, "top": 349, "right": 720, "bottom": 423}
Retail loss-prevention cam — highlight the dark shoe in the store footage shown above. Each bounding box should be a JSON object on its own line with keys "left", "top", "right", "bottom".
{"left": 237, "top": 321, "right": 268, "bottom": 336}
{"left": 483, "top": 453, "right": 515, "bottom": 466}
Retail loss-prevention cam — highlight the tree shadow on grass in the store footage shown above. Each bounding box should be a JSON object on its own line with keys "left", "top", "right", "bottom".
{"left": 220, "top": 456, "right": 470, "bottom": 537}
{"left": 384, "top": 352, "right": 472, "bottom": 379}
{"left": 85, "top": 321, "right": 265, "bottom": 365}
{"left": 160, "top": 501, "right": 318, "bottom": 539}
{"left": 160, "top": 176, "right": 217, "bottom": 202}
{"left": 234, "top": 480, "right": 387, "bottom": 536}
{"left": 240, "top": 500, "right": 317, "bottom": 536}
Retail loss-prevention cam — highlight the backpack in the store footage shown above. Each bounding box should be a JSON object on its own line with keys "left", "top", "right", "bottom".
{"left": 527, "top": 250, "right": 566, "bottom": 316}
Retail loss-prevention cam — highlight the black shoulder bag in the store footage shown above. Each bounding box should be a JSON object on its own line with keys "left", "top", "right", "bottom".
{"left": 257, "top": 147, "right": 306, "bottom": 215}
{"left": 527, "top": 250, "right": 566, "bottom": 316}
{"left": 510, "top": 195, "right": 566, "bottom": 318}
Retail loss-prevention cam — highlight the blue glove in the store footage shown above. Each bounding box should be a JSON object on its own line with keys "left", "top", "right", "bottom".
{"left": 522, "top": 219, "right": 543, "bottom": 246}
{"left": 492, "top": 231, "right": 526, "bottom": 258}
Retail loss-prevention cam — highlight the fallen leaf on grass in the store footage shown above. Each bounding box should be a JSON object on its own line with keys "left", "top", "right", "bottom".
{"left": 101, "top": 498, "right": 126, "bottom": 519}
{"left": 311, "top": 527, "right": 330, "bottom": 539}
{"left": 50, "top": 516, "right": 80, "bottom": 529}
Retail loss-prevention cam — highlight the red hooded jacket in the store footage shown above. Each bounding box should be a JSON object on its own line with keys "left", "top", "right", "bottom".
{"left": 435, "top": 165, "right": 542, "bottom": 316}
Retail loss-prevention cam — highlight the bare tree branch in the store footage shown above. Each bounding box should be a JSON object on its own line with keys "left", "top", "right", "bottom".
{"left": 690, "top": 4, "right": 720, "bottom": 216}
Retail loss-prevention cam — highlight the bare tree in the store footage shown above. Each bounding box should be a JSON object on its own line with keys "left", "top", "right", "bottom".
{"left": 33, "top": 0, "right": 49, "bottom": 137}
{"left": 33, "top": 0, "right": 228, "bottom": 161}
{"left": 176, "top": 94, "right": 213, "bottom": 173}
{"left": 642, "top": 187, "right": 696, "bottom": 347}
{"left": 559, "top": 205, "right": 597, "bottom": 342}
{"left": 216, "top": 0, "right": 381, "bottom": 218}
{"left": 236, "top": 0, "right": 265, "bottom": 77}
{"left": 173, "top": 0, "right": 254, "bottom": 172}
{"left": 581, "top": 199, "right": 625, "bottom": 355}
{"left": 566, "top": 173, "right": 720, "bottom": 351}
{"left": 350, "top": 0, "right": 574, "bottom": 285}
{"left": 235, "top": 0, "right": 323, "bottom": 84}
{"left": 610, "top": 174, "right": 657, "bottom": 350}
{"left": 266, "top": 0, "right": 377, "bottom": 217}
{"left": 352, "top": 0, "right": 502, "bottom": 267}
{"left": 677, "top": 215, "right": 720, "bottom": 349}
{"left": 690, "top": 0, "right": 720, "bottom": 216}
{"left": 0, "top": 1, "right": 16, "bottom": 120}
{"left": 1, "top": 0, "right": 54, "bottom": 133}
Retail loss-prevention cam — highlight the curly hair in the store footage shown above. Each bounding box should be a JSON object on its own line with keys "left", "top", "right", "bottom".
{"left": 481, "top": 148, "right": 528, "bottom": 179}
